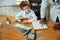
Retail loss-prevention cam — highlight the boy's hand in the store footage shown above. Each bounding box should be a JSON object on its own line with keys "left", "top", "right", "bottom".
{"left": 15, "top": 20, "right": 21, "bottom": 22}
{"left": 23, "top": 18, "right": 29, "bottom": 20}
{"left": 23, "top": 20, "right": 28, "bottom": 22}
{"left": 15, "top": 20, "right": 22, "bottom": 24}
{"left": 23, "top": 20, "right": 31, "bottom": 24}
{"left": 23, "top": 20, "right": 30, "bottom": 22}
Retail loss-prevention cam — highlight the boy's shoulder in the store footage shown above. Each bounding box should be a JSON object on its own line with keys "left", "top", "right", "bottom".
{"left": 30, "top": 9, "right": 34, "bottom": 12}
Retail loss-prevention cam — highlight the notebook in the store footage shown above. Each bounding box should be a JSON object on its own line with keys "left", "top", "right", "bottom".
{"left": 14, "top": 24, "right": 32, "bottom": 35}
{"left": 32, "top": 21, "right": 48, "bottom": 30}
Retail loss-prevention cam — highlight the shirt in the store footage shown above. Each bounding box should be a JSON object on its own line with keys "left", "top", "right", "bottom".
{"left": 15, "top": 9, "right": 37, "bottom": 22}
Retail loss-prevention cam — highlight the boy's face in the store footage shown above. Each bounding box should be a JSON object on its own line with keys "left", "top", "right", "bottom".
{"left": 22, "top": 6, "right": 30, "bottom": 12}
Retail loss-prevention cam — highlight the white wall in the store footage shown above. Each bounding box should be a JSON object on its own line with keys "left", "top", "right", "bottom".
{"left": 0, "top": 0, "right": 16, "bottom": 6}
{"left": 0, "top": 0, "right": 28, "bottom": 16}
{"left": 0, "top": 6, "right": 21, "bottom": 16}
{"left": 0, "top": 0, "right": 19, "bottom": 16}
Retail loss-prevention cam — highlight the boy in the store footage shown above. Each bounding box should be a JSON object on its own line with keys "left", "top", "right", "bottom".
{"left": 15, "top": 1, "right": 37, "bottom": 23}
{"left": 15, "top": 1, "right": 37, "bottom": 40}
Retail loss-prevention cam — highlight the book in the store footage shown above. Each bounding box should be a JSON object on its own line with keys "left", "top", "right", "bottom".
{"left": 14, "top": 24, "right": 32, "bottom": 35}
{"left": 32, "top": 21, "right": 48, "bottom": 30}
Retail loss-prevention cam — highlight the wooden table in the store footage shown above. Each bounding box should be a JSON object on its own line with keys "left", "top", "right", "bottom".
{"left": 23, "top": 22, "right": 60, "bottom": 40}
{"left": 0, "top": 22, "right": 60, "bottom": 40}
{"left": 35, "top": 22, "right": 60, "bottom": 40}
{"left": 0, "top": 15, "right": 60, "bottom": 40}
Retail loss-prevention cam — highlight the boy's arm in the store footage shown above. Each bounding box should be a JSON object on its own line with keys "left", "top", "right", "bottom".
{"left": 28, "top": 10, "right": 37, "bottom": 22}
{"left": 15, "top": 12, "right": 23, "bottom": 21}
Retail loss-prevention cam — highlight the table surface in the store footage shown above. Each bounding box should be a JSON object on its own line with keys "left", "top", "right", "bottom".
{"left": 0, "top": 15, "right": 60, "bottom": 40}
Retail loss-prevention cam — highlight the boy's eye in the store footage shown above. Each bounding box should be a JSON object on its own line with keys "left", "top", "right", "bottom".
{"left": 23, "top": 8, "right": 26, "bottom": 10}
{"left": 27, "top": 7, "right": 30, "bottom": 9}
{"left": 24, "top": 9, "right": 26, "bottom": 10}
{"left": 23, "top": 6, "right": 30, "bottom": 10}
{"left": 25, "top": 7, "right": 29, "bottom": 10}
{"left": 23, "top": 8, "right": 28, "bottom": 10}
{"left": 27, "top": 7, "right": 29, "bottom": 9}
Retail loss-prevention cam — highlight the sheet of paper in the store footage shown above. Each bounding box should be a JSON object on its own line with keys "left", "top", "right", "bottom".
{"left": 14, "top": 24, "right": 32, "bottom": 35}
{"left": 14, "top": 24, "right": 32, "bottom": 30}
{"left": 32, "top": 21, "right": 48, "bottom": 30}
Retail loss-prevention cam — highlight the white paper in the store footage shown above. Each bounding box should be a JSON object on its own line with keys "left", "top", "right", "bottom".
{"left": 32, "top": 21, "right": 48, "bottom": 30}
{"left": 14, "top": 24, "right": 32, "bottom": 30}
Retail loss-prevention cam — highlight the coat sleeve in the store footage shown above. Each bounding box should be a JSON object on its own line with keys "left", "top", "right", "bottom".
{"left": 40, "top": 0, "right": 49, "bottom": 18}
{"left": 28, "top": 10, "right": 37, "bottom": 22}
{"left": 15, "top": 12, "right": 23, "bottom": 20}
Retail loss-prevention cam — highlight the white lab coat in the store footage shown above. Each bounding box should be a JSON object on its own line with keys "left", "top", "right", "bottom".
{"left": 15, "top": 9, "right": 37, "bottom": 22}
{"left": 41, "top": 0, "right": 60, "bottom": 22}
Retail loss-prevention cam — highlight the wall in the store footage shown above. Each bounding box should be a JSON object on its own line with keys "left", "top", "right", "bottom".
{"left": 0, "top": 0, "right": 16, "bottom": 6}
{"left": 0, "top": 5, "right": 21, "bottom": 16}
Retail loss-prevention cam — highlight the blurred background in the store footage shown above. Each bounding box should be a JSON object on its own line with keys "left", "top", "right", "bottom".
{"left": 0, "top": 0, "right": 28, "bottom": 16}
{"left": 0, "top": 0, "right": 42, "bottom": 19}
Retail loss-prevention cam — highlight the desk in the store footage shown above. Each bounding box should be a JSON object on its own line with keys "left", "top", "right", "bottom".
{"left": 36, "top": 22, "right": 60, "bottom": 40}
{"left": 0, "top": 15, "right": 60, "bottom": 40}
{"left": 23, "top": 22, "right": 60, "bottom": 40}
{"left": 0, "top": 23, "right": 28, "bottom": 40}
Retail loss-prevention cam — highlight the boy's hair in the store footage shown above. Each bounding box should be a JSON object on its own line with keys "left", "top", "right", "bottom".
{"left": 20, "top": 1, "right": 30, "bottom": 9}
